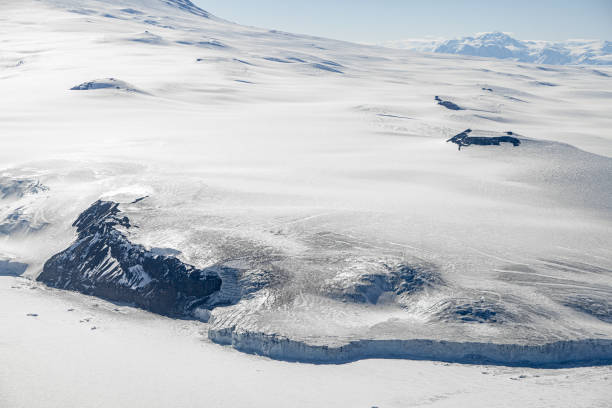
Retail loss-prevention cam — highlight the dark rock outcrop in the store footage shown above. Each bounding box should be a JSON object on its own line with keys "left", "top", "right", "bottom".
{"left": 37, "top": 200, "right": 222, "bottom": 316}
{"left": 434, "top": 298, "right": 512, "bottom": 323}
{"left": 435, "top": 96, "right": 462, "bottom": 110}
{"left": 329, "top": 263, "right": 443, "bottom": 304}
{"left": 310, "top": 63, "right": 343, "bottom": 73}
{"left": 446, "top": 129, "right": 520, "bottom": 150}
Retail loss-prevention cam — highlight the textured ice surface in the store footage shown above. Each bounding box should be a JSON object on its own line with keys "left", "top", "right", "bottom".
{"left": 1, "top": 0, "right": 611, "bottom": 365}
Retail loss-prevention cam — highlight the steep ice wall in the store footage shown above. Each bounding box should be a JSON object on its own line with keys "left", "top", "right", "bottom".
{"left": 209, "top": 327, "right": 612, "bottom": 366}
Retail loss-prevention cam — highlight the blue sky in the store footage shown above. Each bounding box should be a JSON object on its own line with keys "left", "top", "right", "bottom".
{"left": 193, "top": 0, "right": 612, "bottom": 42}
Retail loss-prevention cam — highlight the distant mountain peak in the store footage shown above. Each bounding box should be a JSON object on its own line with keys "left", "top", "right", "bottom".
{"left": 384, "top": 32, "right": 612, "bottom": 66}
{"left": 474, "top": 31, "right": 518, "bottom": 42}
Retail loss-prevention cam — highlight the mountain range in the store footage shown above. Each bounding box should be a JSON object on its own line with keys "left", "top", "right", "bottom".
{"left": 383, "top": 31, "right": 612, "bottom": 65}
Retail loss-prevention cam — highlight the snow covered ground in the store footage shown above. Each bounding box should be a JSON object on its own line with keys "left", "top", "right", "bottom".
{"left": 2, "top": 275, "right": 611, "bottom": 408}
{"left": 1, "top": 0, "right": 612, "bottom": 397}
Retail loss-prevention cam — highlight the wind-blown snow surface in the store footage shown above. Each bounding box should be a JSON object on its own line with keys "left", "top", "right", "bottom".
{"left": 1, "top": 0, "right": 612, "bottom": 378}
{"left": 383, "top": 32, "right": 612, "bottom": 65}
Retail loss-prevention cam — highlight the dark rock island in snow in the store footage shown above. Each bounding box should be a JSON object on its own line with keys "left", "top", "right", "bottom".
{"left": 435, "top": 96, "right": 462, "bottom": 110}
{"left": 447, "top": 129, "right": 521, "bottom": 150}
{"left": 37, "top": 200, "right": 222, "bottom": 316}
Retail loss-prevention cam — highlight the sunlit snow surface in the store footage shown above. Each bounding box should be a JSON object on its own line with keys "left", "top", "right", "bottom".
{"left": 2, "top": 276, "right": 612, "bottom": 408}
{"left": 1, "top": 0, "right": 612, "bottom": 379}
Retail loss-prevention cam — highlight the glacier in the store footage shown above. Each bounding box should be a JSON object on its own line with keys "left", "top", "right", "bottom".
{"left": 1, "top": 0, "right": 611, "bottom": 379}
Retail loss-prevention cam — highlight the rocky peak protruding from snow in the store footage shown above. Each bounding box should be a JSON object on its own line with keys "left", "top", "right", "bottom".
{"left": 38, "top": 199, "right": 223, "bottom": 316}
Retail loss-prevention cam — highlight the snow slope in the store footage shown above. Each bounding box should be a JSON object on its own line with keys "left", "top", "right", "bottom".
{"left": 383, "top": 32, "right": 612, "bottom": 65}
{"left": 1, "top": 0, "right": 612, "bottom": 369}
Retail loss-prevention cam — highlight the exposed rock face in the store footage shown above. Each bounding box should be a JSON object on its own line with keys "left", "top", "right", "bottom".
{"left": 434, "top": 96, "right": 462, "bottom": 110}
{"left": 37, "top": 200, "right": 222, "bottom": 316}
{"left": 447, "top": 129, "right": 520, "bottom": 150}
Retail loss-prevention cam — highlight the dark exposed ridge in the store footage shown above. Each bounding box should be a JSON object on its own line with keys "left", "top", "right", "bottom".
{"left": 311, "top": 63, "right": 343, "bottom": 73}
{"left": 164, "top": 0, "right": 211, "bottom": 18}
{"left": 434, "top": 95, "right": 462, "bottom": 110}
{"left": 446, "top": 129, "right": 520, "bottom": 150}
{"left": 37, "top": 200, "right": 223, "bottom": 317}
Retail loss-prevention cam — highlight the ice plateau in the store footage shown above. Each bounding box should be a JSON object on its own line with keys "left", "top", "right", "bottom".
{"left": 1, "top": 0, "right": 612, "bottom": 371}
